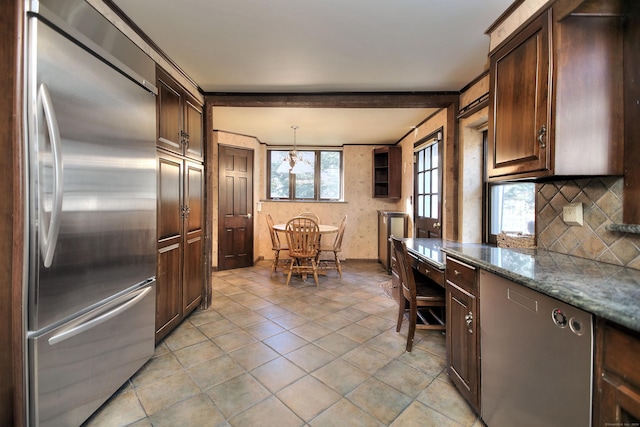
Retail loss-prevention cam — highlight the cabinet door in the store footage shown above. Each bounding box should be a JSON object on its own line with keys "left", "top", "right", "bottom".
{"left": 488, "top": 11, "right": 551, "bottom": 180}
{"left": 598, "top": 378, "right": 640, "bottom": 425}
{"left": 183, "top": 161, "right": 204, "bottom": 314}
{"left": 157, "top": 72, "right": 183, "bottom": 155}
{"left": 156, "top": 153, "right": 183, "bottom": 341}
{"left": 184, "top": 97, "right": 203, "bottom": 161}
{"left": 446, "top": 283, "right": 479, "bottom": 411}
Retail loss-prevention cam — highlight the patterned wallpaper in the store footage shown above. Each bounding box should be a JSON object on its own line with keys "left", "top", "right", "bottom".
{"left": 537, "top": 177, "right": 640, "bottom": 269}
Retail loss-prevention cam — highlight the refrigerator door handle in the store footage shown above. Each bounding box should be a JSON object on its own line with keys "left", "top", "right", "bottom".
{"left": 37, "top": 83, "right": 64, "bottom": 268}
{"left": 48, "top": 286, "right": 152, "bottom": 346}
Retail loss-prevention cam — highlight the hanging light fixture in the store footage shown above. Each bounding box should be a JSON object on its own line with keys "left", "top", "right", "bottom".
{"left": 276, "top": 125, "right": 313, "bottom": 174}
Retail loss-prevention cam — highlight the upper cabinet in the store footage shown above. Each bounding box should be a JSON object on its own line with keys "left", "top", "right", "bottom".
{"left": 487, "top": 0, "right": 624, "bottom": 181}
{"left": 373, "top": 146, "right": 402, "bottom": 199}
{"left": 623, "top": 2, "right": 640, "bottom": 224}
{"left": 157, "top": 67, "right": 203, "bottom": 161}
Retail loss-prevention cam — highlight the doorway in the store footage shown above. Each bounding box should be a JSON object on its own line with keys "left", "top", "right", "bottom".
{"left": 218, "top": 145, "right": 254, "bottom": 270}
{"left": 414, "top": 129, "right": 443, "bottom": 238}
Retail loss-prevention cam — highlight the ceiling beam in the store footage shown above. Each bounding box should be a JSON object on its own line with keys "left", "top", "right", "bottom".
{"left": 204, "top": 92, "right": 460, "bottom": 108}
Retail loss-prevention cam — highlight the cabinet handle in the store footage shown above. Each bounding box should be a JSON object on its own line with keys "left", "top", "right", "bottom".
{"left": 465, "top": 312, "right": 473, "bottom": 333}
{"left": 537, "top": 124, "right": 547, "bottom": 149}
{"left": 181, "top": 205, "right": 190, "bottom": 218}
{"left": 454, "top": 269, "right": 461, "bottom": 276}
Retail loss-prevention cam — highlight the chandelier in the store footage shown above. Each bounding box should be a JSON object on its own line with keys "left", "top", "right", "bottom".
{"left": 276, "top": 125, "right": 313, "bottom": 174}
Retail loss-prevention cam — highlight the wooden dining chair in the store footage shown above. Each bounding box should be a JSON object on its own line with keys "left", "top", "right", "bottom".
{"left": 285, "top": 217, "right": 321, "bottom": 286}
{"left": 297, "top": 211, "right": 320, "bottom": 223}
{"left": 391, "top": 237, "right": 446, "bottom": 352}
{"left": 266, "top": 213, "right": 288, "bottom": 276}
{"left": 317, "top": 215, "right": 347, "bottom": 278}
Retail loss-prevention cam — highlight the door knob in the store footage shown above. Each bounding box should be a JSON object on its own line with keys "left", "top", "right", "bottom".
{"left": 433, "top": 222, "right": 441, "bottom": 229}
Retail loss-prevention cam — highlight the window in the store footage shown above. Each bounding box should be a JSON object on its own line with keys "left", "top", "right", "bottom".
{"left": 268, "top": 149, "right": 343, "bottom": 200}
{"left": 415, "top": 140, "right": 439, "bottom": 220}
{"left": 488, "top": 182, "right": 536, "bottom": 238}
{"left": 484, "top": 131, "right": 536, "bottom": 243}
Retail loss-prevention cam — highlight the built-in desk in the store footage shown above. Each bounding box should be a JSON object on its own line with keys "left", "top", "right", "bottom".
{"left": 401, "top": 238, "right": 449, "bottom": 287}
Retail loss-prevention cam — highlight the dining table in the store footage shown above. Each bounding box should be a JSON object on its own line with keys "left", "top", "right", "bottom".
{"left": 272, "top": 222, "right": 339, "bottom": 279}
{"left": 272, "top": 223, "right": 339, "bottom": 234}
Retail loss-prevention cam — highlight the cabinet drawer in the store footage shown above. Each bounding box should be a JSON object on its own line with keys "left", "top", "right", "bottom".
{"left": 411, "top": 256, "right": 445, "bottom": 286}
{"left": 446, "top": 256, "right": 477, "bottom": 293}
{"left": 603, "top": 322, "right": 640, "bottom": 389}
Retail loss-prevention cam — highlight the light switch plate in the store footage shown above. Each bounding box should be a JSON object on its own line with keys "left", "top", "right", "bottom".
{"left": 562, "top": 202, "right": 583, "bottom": 226}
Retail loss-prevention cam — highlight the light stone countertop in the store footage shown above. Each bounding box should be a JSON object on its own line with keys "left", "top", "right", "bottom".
{"left": 402, "top": 238, "right": 640, "bottom": 333}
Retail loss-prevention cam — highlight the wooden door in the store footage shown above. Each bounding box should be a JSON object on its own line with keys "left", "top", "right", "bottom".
{"left": 414, "top": 134, "right": 442, "bottom": 238}
{"left": 218, "top": 146, "right": 254, "bottom": 270}
{"left": 488, "top": 10, "right": 551, "bottom": 179}
{"left": 183, "top": 160, "right": 204, "bottom": 314}
{"left": 157, "top": 70, "right": 183, "bottom": 155}
{"left": 156, "top": 152, "right": 183, "bottom": 341}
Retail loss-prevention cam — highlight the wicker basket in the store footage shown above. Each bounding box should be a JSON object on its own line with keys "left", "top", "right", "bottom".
{"left": 497, "top": 232, "right": 536, "bottom": 249}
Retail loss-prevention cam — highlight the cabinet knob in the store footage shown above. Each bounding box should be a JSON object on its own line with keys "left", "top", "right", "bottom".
{"left": 537, "top": 124, "right": 547, "bottom": 149}
{"left": 454, "top": 269, "right": 461, "bottom": 276}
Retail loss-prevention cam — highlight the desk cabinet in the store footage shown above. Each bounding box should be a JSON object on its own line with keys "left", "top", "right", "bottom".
{"left": 445, "top": 255, "right": 480, "bottom": 412}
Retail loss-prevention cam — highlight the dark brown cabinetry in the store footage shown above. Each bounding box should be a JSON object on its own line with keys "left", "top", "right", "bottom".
{"left": 595, "top": 318, "right": 640, "bottom": 426}
{"left": 157, "top": 68, "right": 203, "bottom": 162}
{"left": 623, "top": 2, "right": 640, "bottom": 224}
{"left": 445, "top": 256, "right": 480, "bottom": 412}
{"left": 373, "top": 146, "right": 402, "bottom": 198}
{"left": 156, "top": 152, "right": 204, "bottom": 342}
{"left": 487, "top": 3, "right": 624, "bottom": 181}
{"left": 155, "top": 66, "right": 204, "bottom": 342}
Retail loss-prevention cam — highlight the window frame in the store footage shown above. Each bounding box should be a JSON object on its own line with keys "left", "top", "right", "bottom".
{"left": 483, "top": 130, "right": 536, "bottom": 244}
{"left": 267, "top": 148, "right": 344, "bottom": 201}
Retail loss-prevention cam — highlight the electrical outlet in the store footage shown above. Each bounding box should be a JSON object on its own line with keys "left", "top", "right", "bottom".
{"left": 562, "top": 202, "right": 583, "bottom": 226}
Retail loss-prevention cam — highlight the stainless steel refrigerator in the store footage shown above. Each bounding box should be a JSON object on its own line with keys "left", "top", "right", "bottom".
{"left": 24, "top": 1, "right": 158, "bottom": 425}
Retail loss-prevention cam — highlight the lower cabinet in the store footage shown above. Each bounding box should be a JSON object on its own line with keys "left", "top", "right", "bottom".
{"left": 156, "top": 150, "right": 204, "bottom": 342}
{"left": 595, "top": 318, "right": 640, "bottom": 425}
{"left": 445, "top": 256, "right": 480, "bottom": 412}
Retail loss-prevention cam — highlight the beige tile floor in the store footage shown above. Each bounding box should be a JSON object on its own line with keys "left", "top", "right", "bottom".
{"left": 84, "top": 260, "right": 485, "bottom": 427}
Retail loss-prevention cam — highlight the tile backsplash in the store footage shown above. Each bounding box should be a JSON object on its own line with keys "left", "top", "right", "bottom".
{"left": 537, "top": 177, "right": 640, "bottom": 269}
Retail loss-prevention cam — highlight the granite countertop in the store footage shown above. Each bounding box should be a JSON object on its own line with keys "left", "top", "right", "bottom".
{"left": 437, "top": 243, "right": 640, "bottom": 333}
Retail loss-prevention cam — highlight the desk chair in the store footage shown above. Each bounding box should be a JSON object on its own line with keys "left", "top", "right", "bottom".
{"left": 391, "top": 237, "right": 446, "bottom": 352}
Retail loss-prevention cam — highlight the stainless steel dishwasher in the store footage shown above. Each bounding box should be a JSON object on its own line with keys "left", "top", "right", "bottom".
{"left": 480, "top": 270, "right": 593, "bottom": 427}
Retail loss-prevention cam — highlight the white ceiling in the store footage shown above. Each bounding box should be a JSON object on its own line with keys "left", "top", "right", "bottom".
{"left": 111, "top": 0, "right": 513, "bottom": 146}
